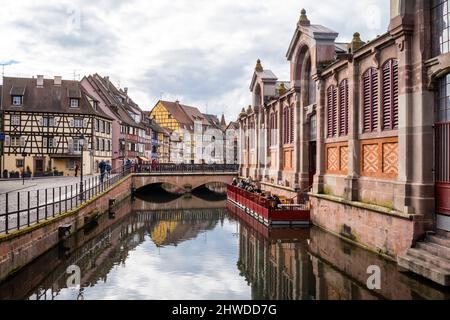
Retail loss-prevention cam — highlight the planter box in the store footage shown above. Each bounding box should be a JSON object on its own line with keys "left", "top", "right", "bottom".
{"left": 9, "top": 173, "right": 20, "bottom": 178}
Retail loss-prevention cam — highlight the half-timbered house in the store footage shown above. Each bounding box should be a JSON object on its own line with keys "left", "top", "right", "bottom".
{"left": 0, "top": 75, "right": 113, "bottom": 177}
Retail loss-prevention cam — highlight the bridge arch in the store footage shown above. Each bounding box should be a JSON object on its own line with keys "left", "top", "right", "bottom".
{"left": 132, "top": 173, "right": 236, "bottom": 192}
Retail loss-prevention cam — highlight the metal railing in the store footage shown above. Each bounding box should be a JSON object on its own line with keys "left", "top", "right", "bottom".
{"left": 0, "top": 164, "right": 239, "bottom": 235}
{"left": 135, "top": 163, "right": 239, "bottom": 173}
{"left": 0, "top": 167, "right": 132, "bottom": 235}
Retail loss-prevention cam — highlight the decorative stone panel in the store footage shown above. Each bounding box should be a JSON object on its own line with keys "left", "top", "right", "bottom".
{"left": 361, "top": 137, "right": 398, "bottom": 179}
{"left": 326, "top": 142, "right": 349, "bottom": 175}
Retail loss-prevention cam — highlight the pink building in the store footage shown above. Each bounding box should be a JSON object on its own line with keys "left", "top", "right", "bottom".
{"left": 239, "top": 1, "right": 450, "bottom": 286}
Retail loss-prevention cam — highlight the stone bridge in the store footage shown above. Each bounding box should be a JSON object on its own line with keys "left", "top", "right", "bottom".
{"left": 131, "top": 164, "right": 239, "bottom": 191}
{"left": 132, "top": 172, "right": 236, "bottom": 192}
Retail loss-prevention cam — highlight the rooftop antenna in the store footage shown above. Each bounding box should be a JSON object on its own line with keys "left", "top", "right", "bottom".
{"left": 72, "top": 69, "right": 80, "bottom": 81}
{"left": 0, "top": 60, "right": 20, "bottom": 84}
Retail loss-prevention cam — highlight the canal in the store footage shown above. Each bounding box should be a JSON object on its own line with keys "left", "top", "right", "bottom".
{"left": 0, "top": 184, "right": 449, "bottom": 300}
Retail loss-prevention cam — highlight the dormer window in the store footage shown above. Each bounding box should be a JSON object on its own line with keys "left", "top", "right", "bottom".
{"left": 70, "top": 98, "right": 80, "bottom": 108}
{"left": 12, "top": 95, "right": 22, "bottom": 106}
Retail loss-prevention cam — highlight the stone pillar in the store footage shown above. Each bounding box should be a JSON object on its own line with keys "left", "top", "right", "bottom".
{"left": 276, "top": 100, "right": 283, "bottom": 183}
{"left": 296, "top": 91, "right": 309, "bottom": 190}
{"left": 344, "top": 59, "right": 360, "bottom": 201}
{"left": 313, "top": 75, "right": 325, "bottom": 194}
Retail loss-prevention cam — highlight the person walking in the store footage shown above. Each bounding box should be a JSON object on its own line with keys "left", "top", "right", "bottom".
{"left": 74, "top": 163, "right": 79, "bottom": 177}
{"left": 99, "top": 160, "right": 107, "bottom": 183}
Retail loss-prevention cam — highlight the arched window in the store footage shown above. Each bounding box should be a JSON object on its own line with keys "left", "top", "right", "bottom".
{"left": 339, "top": 80, "right": 349, "bottom": 136}
{"left": 362, "top": 68, "right": 379, "bottom": 133}
{"left": 432, "top": 0, "right": 450, "bottom": 56}
{"left": 382, "top": 59, "right": 399, "bottom": 130}
{"left": 269, "top": 112, "right": 277, "bottom": 146}
{"left": 283, "top": 106, "right": 289, "bottom": 144}
{"left": 327, "top": 85, "right": 337, "bottom": 137}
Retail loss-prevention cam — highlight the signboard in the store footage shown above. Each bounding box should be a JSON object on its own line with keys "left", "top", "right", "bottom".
{"left": 0, "top": 132, "right": 4, "bottom": 142}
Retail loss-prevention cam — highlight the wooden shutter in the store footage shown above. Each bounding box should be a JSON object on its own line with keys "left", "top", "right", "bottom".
{"left": 20, "top": 136, "right": 26, "bottom": 147}
{"left": 327, "top": 86, "right": 337, "bottom": 137}
{"left": 290, "top": 106, "right": 294, "bottom": 143}
{"left": 363, "top": 68, "right": 379, "bottom": 132}
{"left": 339, "top": 80, "right": 349, "bottom": 136}
{"left": 382, "top": 59, "right": 399, "bottom": 130}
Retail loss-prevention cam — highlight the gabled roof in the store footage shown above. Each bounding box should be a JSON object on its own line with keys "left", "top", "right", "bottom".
{"left": 250, "top": 69, "right": 278, "bottom": 91}
{"left": 180, "top": 105, "right": 210, "bottom": 126}
{"left": 203, "top": 113, "right": 222, "bottom": 130}
{"left": 157, "top": 100, "right": 192, "bottom": 128}
{"left": 1, "top": 76, "right": 112, "bottom": 120}
{"left": 286, "top": 24, "right": 338, "bottom": 60}
{"left": 87, "top": 74, "right": 144, "bottom": 128}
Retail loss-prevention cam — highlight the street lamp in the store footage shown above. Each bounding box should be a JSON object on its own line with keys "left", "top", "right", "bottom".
{"left": 21, "top": 152, "right": 27, "bottom": 185}
{"left": 79, "top": 134, "right": 85, "bottom": 201}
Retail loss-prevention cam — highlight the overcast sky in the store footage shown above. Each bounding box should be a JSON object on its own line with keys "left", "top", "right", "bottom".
{"left": 0, "top": 0, "right": 389, "bottom": 121}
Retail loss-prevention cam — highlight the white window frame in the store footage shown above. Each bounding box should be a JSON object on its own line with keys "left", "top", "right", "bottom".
{"left": 74, "top": 118, "right": 83, "bottom": 128}
{"left": 11, "top": 115, "right": 20, "bottom": 126}
{"left": 70, "top": 98, "right": 80, "bottom": 108}
{"left": 12, "top": 96, "right": 22, "bottom": 106}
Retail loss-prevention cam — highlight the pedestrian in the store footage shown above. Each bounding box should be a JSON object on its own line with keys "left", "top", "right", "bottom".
{"left": 99, "top": 160, "right": 107, "bottom": 183}
{"left": 74, "top": 162, "right": 79, "bottom": 177}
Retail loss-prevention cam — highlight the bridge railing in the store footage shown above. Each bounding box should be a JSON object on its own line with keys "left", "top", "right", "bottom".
{"left": 135, "top": 163, "right": 239, "bottom": 174}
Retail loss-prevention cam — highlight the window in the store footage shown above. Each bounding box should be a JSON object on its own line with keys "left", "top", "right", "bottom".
{"left": 16, "top": 159, "right": 24, "bottom": 168}
{"left": 106, "top": 122, "right": 111, "bottom": 134}
{"left": 11, "top": 136, "right": 21, "bottom": 147}
{"left": 382, "top": 59, "right": 399, "bottom": 130}
{"left": 339, "top": 80, "right": 349, "bottom": 136}
{"left": 283, "top": 106, "right": 293, "bottom": 144}
{"left": 43, "top": 136, "right": 54, "bottom": 148}
{"left": 70, "top": 98, "right": 80, "bottom": 108}
{"left": 74, "top": 118, "right": 83, "bottom": 128}
{"left": 100, "top": 120, "right": 105, "bottom": 133}
{"left": 12, "top": 96, "right": 22, "bottom": 106}
{"left": 95, "top": 137, "right": 99, "bottom": 151}
{"left": 327, "top": 86, "right": 338, "bottom": 138}
{"left": 42, "top": 116, "right": 55, "bottom": 127}
{"left": 432, "top": 0, "right": 450, "bottom": 56}
{"left": 95, "top": 119, "right": 99, "bottom": 132}
{"left": 73, "top": 138, "right": 83, "bottom": 152}
{"left": 362, "top": 68, "right": 379, "bottom": 133}
{"left": 11, "top": 115, "right": 20, "bottom": 126}
{"left": 436, "top": 73, "right": 450, "bottom": 122}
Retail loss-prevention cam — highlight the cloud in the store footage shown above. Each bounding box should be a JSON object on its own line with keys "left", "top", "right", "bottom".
{"left": 0, "top": 0, "right": 390, "bottom": 121}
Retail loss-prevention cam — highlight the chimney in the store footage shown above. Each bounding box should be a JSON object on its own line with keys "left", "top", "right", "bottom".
{"left": 37, "top": 75, "right": 44, "bottom": 87}
{"left": 124, "top": 87, "right": 128, "bottom": 95}
{"left": 175, "top": 99, "right": 180, "bottom": 104}
{"left": 54, "top": 76, "right": 62, "bottom": 86}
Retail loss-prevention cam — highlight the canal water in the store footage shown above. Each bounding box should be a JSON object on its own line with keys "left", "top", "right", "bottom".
{"left": 0, "top": 185, "right": 449, "bottom": 300}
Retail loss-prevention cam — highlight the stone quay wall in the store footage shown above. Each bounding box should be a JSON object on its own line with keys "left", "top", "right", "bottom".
{"left": 309, "top": 194, "right": 424, "bottom": 258}
{"left": 0, "top": 175, "right": 132, "bottom": 282}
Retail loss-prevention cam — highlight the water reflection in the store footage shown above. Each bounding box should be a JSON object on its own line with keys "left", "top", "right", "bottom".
{"left": 0, "top": 194, "right": 449, "bottom": 300}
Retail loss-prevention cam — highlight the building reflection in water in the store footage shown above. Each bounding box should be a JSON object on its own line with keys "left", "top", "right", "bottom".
{"left": 233, "top": 198, "right": 450, "bottom": 300}
{"left": 1, "top": 190, "right": 449, "bottom": 300}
